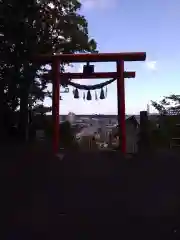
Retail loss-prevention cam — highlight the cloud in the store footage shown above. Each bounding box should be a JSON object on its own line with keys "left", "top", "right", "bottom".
{"left": 80, "top": 0, "right": 116, "bottom": 10}
{"left": 146, "top": 60, "right": 157, "bottom": 71}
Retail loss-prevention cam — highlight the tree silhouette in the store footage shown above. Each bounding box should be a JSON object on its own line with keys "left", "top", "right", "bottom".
{"left": 0, "top": 0, "right": 97, "bottom": 140}
{"left": 151, "top": 94, "right": 180, "bottom": 115}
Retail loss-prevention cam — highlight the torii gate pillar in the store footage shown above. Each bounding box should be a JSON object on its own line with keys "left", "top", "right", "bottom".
{"left": 52, "top": 59, "right": 60, "bottom": 154}
{"left": 116, "top": 60, "right": 126, "bottom": 153}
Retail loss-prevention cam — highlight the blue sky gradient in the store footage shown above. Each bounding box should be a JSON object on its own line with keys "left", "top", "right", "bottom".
{"left": 44, "top": 0, "right": 180, "bottom": 114}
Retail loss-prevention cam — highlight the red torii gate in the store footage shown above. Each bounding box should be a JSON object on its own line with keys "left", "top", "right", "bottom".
{"left": 37, "top": 52, "right": 146, "bottom": 154}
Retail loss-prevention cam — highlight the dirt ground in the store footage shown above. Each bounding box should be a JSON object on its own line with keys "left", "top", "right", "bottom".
{"left": 2, "top": 145, "right": 180, "bottom": 239}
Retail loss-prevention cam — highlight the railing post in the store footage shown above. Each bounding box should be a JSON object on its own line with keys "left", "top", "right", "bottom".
{"left": 116, "top": 60, "right": 126, "bottom": 154}
{"left": 52, "top": 58, "right": 60, "bottom": 155}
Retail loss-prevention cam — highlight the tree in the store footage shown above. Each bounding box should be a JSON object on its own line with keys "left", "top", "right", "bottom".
{"left": 151, "top": 94, "right": 180, "bottom": 115}
{"left": 151, "top": 94, "right": 180, "bottom": 149}
{"left": 0, "top": 0, "right": 97, "bottom": 140}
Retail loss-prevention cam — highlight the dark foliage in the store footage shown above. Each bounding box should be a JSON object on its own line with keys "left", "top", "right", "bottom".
{"left": 0, "top": 0, "right": 97, "bottom": 140}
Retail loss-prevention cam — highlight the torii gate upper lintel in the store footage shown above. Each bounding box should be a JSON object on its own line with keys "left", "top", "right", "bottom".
{"left": 37, "top": 52, "right": 146, "bottom": 154}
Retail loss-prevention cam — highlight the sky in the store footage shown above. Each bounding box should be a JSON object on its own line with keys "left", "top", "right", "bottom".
{"left": 44, "top": 0, "right": 180, "bottom": 115}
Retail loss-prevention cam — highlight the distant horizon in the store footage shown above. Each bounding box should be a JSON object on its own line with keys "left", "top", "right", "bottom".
{"left": 46, "top": 112, "right": 159, "bottom": 116}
